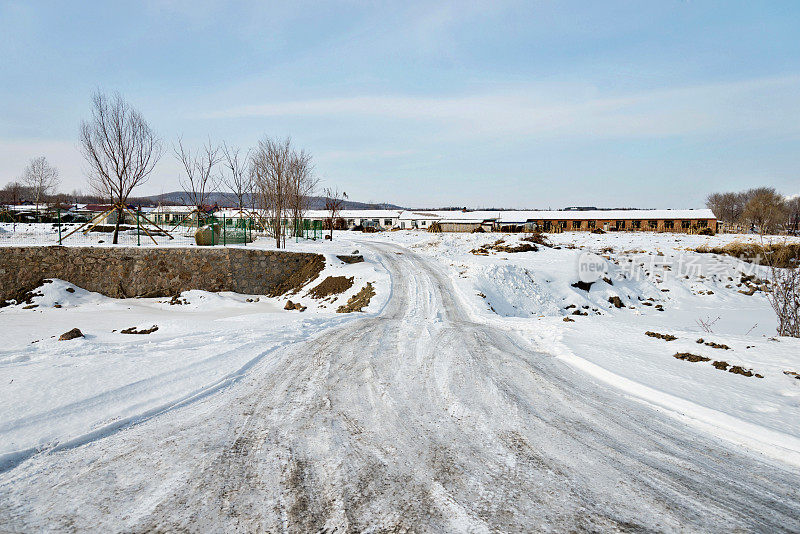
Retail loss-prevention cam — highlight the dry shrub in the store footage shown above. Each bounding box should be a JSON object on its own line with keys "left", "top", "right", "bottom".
{"left": 521, "top": 232, "right": 551, "bottom": 247}
{"left": 692, "top": 242, "right": 799, "bottom": 268}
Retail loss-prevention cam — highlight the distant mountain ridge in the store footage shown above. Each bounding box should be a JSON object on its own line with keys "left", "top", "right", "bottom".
{"left": 147, "top": 191, "right": 404, "bottom": 211}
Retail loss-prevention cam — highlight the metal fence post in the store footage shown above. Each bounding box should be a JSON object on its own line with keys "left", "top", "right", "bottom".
{"left": 137, "top": 208, "right": 141, "bottom": 246}
{"left": 57, "top": 208, "right": 62, "bottom": 245}
{"left": 223, "top": 214, "right": 227, "bottom": 246}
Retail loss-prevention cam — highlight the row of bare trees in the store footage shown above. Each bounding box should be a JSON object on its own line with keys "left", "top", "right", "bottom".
{"left": 4, "top": 90, "right": 347, "bottom": 246}
{"left": 706, "top": 187, "right": 800, "bottom": 235}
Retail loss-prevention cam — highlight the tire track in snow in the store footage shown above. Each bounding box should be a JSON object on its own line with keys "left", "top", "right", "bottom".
{"left": 1, "top": 242, "right": 799, "bottom": 532}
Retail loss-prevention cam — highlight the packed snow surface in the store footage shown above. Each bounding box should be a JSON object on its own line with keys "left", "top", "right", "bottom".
{"left": 0, "top": 230, "right": 799, "bottom": 531}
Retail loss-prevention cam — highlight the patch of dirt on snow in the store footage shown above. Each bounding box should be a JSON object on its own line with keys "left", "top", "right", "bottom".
{"left": 336, "top": 254, "right": 364, "bottom": 264}
{"left": 267, "top": 255, "right": 325, "bottom": 297}
{"left": 120, "top": 325, "right": 159, "bottom": 335}
{"left": 645, "top": 331, "right": 677, "bottom": 341}
{"left": 337, "top": 283, "right": 375, "bottom": 313}
{"left": 673, "top": 352, "right": 710, "bottom": 363}
{"left": 306, "top": 276, "right": 354, "bottom": 299}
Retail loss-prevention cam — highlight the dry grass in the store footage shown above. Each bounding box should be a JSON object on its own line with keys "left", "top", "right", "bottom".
{"left": 692, "top": 242, "right": 800, "bottom": 268}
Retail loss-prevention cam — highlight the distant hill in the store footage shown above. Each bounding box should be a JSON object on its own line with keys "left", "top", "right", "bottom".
{"left": 147, "top": 191, "right": 404, "bottom": 211}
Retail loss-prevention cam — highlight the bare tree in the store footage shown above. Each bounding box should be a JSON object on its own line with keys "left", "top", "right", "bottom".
{"left": 220, "top": 143, "right": 251, "bottom": 211}
{"left": 742, "top": 187, "right": 787, "bottom": 234}
{"left": 251, "top": 136, "right": 293, "bottom": 248}
{"left": 706, "top": 191, "right": 746, "bottom": 229}
{"left": 323, "top": 187, "right": 347, "bottom": 240}
{"left": 175, "top": 138, "right": 221, "bottom": 224}
{"left": 80, "top": 91, "right": 163, "bottom": 244}
{"left": 785, "top": 196, "right": 800, "bottom": 236}
{"left": 0, "top": 181, "right": 31, "bottom": 206}
{"left": 21, "top": 156, "right": 60, "bottom": 212}
{"left": 287, "top": 149, "right": 318, "bottom": 237}
{"left": 768, "top": 258, "right": 800, "bottom": 337}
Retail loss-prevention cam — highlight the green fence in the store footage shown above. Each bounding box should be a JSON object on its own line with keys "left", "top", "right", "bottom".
{"left": 0, "top": 209, "right": 327, "bottom": 246}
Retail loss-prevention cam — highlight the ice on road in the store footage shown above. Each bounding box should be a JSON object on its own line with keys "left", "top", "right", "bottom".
{"left": 1, "top": 242, "right": 799, "bottom": 532}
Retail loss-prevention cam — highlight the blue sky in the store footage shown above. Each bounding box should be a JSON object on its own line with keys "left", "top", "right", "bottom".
{"left": 1, "top": 1, "right": 798, "bottom": 208}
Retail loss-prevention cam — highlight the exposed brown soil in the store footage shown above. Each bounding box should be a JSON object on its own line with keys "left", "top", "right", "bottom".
{"left": 608, "top": 296, "right": 624, "bottom": 308}
{"left": 562, "top": 317, "right": 575, "bottom": 322}
{"left": 712, "top": 360, "right": 730, "bottom": 370}
{"left": 121, "top": 325, "right": 159, "bottom": 335}
{"left": 696, "top": 339, "right": 731, "bottom": 350}
{"left": 673, "top": 352, "right": 710, "bottom": 363}
{"left": 470, "top": 241, "right": 538, "bottom": 255}
{"left": 306, "top": 276, "right": 354, "bottom": 299}
{"left": 336, "top": 255, "right": 364, "bottom": 264}
{"left": 59, "top": 328, "right": 84, "bottom": 341}
{"left": 337, "top": 283, "right": 375, "bottom": 313}
{"left": 784, "top": 371, "right": 800, "bottom": 380}
{"left": 571, "top": 281, "right": 594, "bottom": 292}
{"left": 267, "top": 255, "right": 325, "bottom": 297}
{"left": 645, "top": 331, "right": 677, "bottom": 341}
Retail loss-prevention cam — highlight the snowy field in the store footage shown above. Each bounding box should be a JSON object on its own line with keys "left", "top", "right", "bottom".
{"left": 0, "top": 235, "right": 388, "bottom": 469}
{"left": 2, "top": 229, "right": 800, "bottom": 530}
{"left": 346, "top": 230, "right": 800, "bottom": 464}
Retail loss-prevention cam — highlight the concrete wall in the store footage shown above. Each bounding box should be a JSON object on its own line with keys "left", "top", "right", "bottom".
{"left": 0, "top": 246, "right": 324, "bottom": 301}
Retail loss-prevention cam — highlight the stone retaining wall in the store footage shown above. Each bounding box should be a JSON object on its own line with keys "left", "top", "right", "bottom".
{"left": 0, "top": 246, "right": 324, "bottom": 300}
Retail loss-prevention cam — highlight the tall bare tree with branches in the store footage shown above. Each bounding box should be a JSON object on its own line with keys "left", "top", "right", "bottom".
{"left": 175, "top": 138, "right": 221, "bottom": 223}
{"left": 251, "top": 136, "right": 293, "bottom": 248}
{"left": 288, "top": 149, "right": 318, "bottom": 237}
{"left": 21, "top": 156, "right": 60, "bottom": 213}
{"left": 220, "top": 143, "right": 251, "bottom": 212}
{"left": 323, "top": 187, "right": 347, "bottom": 240}
{"left": 80, "top": 91, "right": 162, "bottom": 244}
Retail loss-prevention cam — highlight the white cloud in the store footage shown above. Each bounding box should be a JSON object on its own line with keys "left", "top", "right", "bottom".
{"left": 200, "top": 75, "right": 800, "bottom": 141}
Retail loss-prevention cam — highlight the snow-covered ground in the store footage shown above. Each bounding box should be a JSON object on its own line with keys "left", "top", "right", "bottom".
{"left": 2, "top": 229, "right": 800, "bottom": 530}
{"left": 346, "top": 230, "right": 800, "bottom": 464}
{"left": 0, "top": 235, "right": 388, "bottom": 470}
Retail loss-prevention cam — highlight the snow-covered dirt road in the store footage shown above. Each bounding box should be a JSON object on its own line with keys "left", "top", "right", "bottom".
{"left": 2, "top": 241, "right": 799, "bottom": 532}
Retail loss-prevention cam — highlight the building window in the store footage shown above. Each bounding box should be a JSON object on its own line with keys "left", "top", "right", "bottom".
{"left": 588, "top": 220, "right": 596, "bottom": 229}
{"left": 631, "top": 220, "right": 641, "bottom": 229}
{"left": 649, "top": 220, "right": 658, "bottom": 229}
{"left": 384, "top": 219, "right": 392, "bottom": 226}
{"left": 681, "top": 220, "right": 690, "bottom": 229}
{"left": 572, "top": 220, "right": 581, "bottom": 230}
{"left": 664, "top": 220, "right": 674, "bottom": 229}
{"left": 544, "top": 221, "right": 551, "bottom": 231}
{"left": 616, "top": 220, "right": 625, "bottom": 229}
{"left": 698, "top": 220, "right": 708, "bottom": 227}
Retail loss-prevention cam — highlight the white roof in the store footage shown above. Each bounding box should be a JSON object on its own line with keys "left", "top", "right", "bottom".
{"left": 304, "top": 209, "right": 402, "bottom": 219}
{"left": 494, "top": 209, "right": 716, "bottom": 223}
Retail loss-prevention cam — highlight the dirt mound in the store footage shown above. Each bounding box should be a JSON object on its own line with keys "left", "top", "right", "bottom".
{"left": 267, "top": 255, "right": 325, "bottom": 297}
{"left": 337, "top": 283, "right": 375, "bottom": 313}
{"left": 307, "top": 276, "right": 354, "bottom": 299}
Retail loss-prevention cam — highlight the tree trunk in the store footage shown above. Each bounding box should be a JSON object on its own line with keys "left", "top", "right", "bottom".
{"left": 112, "top": 206, "right": 123, "bottom": 244}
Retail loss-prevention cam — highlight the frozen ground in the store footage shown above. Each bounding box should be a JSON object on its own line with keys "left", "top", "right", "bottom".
{"left": 0, "top": 230, "right": 799, "bottom": 531}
